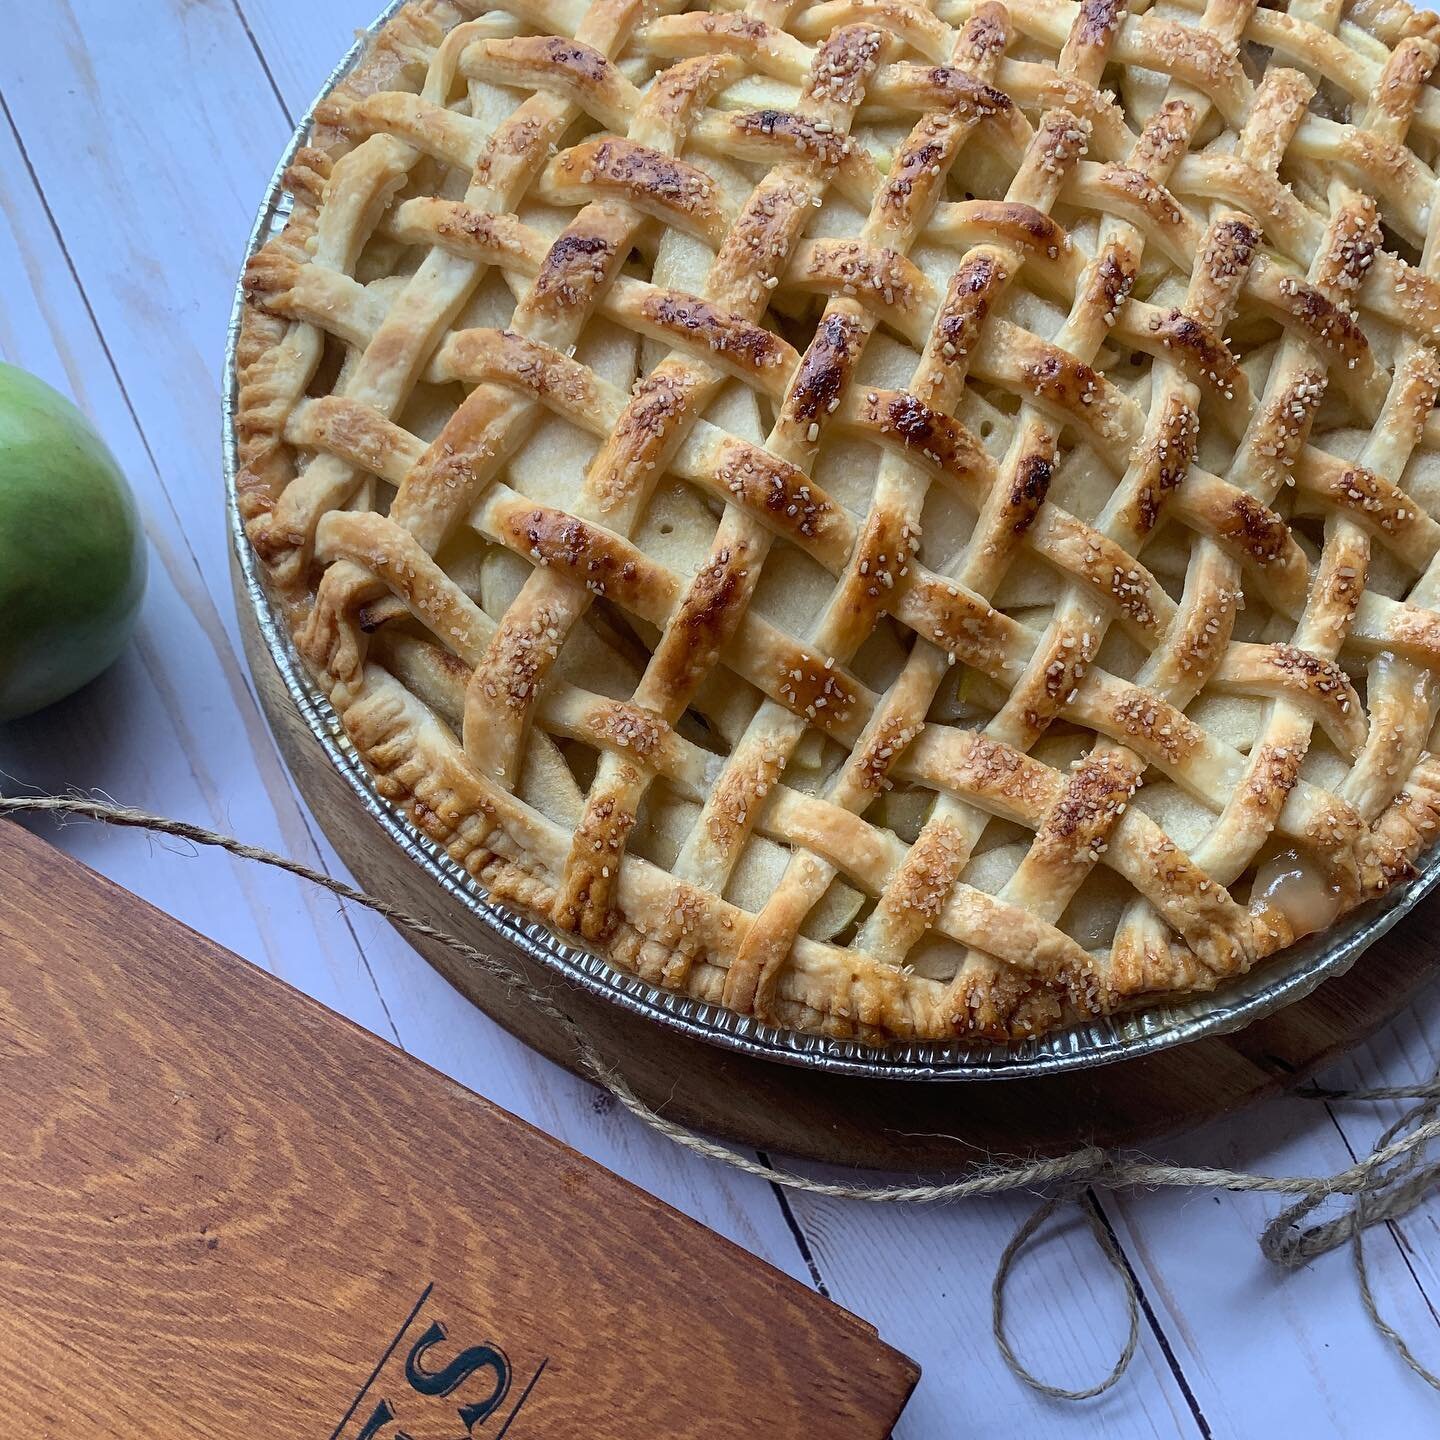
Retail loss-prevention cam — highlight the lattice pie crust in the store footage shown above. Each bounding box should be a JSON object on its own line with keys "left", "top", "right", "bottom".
{"left": 238, "top": 0, "right": 1440, "bottom": 1042}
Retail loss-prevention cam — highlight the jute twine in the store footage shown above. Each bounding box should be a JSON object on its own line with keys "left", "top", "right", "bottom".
{"left": 10, "top": 791, "right": 1440, "bottom": 1400}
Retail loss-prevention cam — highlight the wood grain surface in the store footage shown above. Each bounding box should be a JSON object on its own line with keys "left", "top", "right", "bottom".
{"left": 235, "top": 563, "right": 1440, "bottom": 1169}
{"left": 0, "top": 822, "right": 917, "bottom": 1438}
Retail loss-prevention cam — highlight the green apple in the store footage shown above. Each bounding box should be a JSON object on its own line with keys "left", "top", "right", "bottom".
{"left": 0, "top": 363, "right": 147, "bottom": 721}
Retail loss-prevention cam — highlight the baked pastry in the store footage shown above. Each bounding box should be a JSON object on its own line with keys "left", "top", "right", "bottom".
{"left": 236, "top": 0, "right": 1440, "bottom": 1043}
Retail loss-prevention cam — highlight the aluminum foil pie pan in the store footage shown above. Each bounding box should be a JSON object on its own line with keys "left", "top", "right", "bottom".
{"left": 223, "top": 3, "right": 1440, "bottom": 1081}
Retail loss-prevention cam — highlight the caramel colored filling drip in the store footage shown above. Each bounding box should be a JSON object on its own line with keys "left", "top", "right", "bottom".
{"left": 1252, "top": 848, "right": 1342, "bottom": 940}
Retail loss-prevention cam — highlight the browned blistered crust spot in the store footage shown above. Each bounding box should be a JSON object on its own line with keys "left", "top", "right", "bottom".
{"left": 556, "top": 794, "right": 636, "bottom": 939}
{"left": 412, "top": 418, "right": 497, "bottom": 500}
{"left": 689, "top": 12, "right": 772, "bottom": 44}
{"left": 1303, "top": 799, "right": 1365, "bottom": 886}
{"left": 713, "top": 438, "right": 839, "bottom": 544}
{"left": 1110, "top": 688, "right": 1201, "bottom": 764}
{"left": 960, "top": 0, "right": 1011, "bottom": 66}
{"left": 1008, "top": 450, "right": 1053, "bottom": 533}
{"left": 1087, "top": 246, "right": 1136, "bottom": 326}
{"left": 1033, "top": 629, "right": 1096, "bottom": 711}
{"left": 531, "top": 231, "right": 617, "bottom": 309}
{"left": 917, "top": 64, "right": 1012, "bottom": 118}
{"left": 951, "top": 960, "right": 1046, "bottom": 1040}
{"left": 641, "top": 291, "right": 785, "bottom": 371}
{"left": 807, "top": 240, "right": 921, "bottom": 311}
{"left": 591, "top": 371, "right": 691, "bottom": 511}
{"left": 1149, "top": 20, "right": 1241, "bottom": 89}
{"left": 1272, "top": 274, "right": 1370, "bottom": 366}
{"left": 1036, "top": 752, "right": 1139, "bottom": 864}
{"left": 241, "top": 251, "right": 303, "bottom": 317}
{"left": 655, "top": 883, "right": 709, "bottom": 959}
{"left": 930, "top": 249, "right": 1011, "bottom": 373}
{"left": 433, "top": 646, "right": 471, "bottom": 683}
{"left": 301, "top": 396, "right": 405, "bottom": 474}
{"left": 446, "top": 330, "right": 597, "bottom": 415}
{"left": 1319, "top": 201, "right": 1381, "bottom": 298}
{"left": 964, "top": 201, "right": 1071, "bottom": 260}
{"left": 312, "top": 93, "right": 359, "bottom": 139}
{"left": 951, "top": 733, "right": 1056, "bottom": 811}
{"left": 1100, "top": 165, "right": 1186, "bottom": 227}
{"left": 428, "top": 203, "right": 530, "bottom": 260}
{"left": 711, "top": 174, "right": 814, "bottom": 301}
{"left": 642, "top": 52, "right": 736, "bottom": 125}
{"left": 776, "top": 649, "right": 860, "bottom": 726}
{"left": 883, "top": 136, "right": 949, "bottom": 211}
{"left": 1267, "top": 645, "right": 1357, "bottom": 714}
{"left": 1318, "top": 552, "right": 1367, "bottom": 622}
{"left": 885, "top": 821, "right": 968, "bottom": 922}
{"left": 1146, "top": 309, "right": 1240, "bottom": 399}
{"left": 862, "top": 389, "right": 991, "bottom": 485}
{"left": 473, "top": 108, "right": 552, "bottom": 189}
{"left": 500, "top": 507, "right": 652, "bottom": 609}
{"left": 558, "top": 139, "right": 717, "bottom": 219}
{"left": 591, "top": 701, "right": 669, "bottom": 760}
{"left": 806, "top": 24, "right": 883, "bottom": 107}
{"left": 653, "top": 547, "right": 751, "bottom": 695}
{"left": 1131, "top": 393, "right": 1199, "bottom": 534}
{"left": 1199, "top": 216, "right": 1260, "bottom": 293}
{"left": 573, "top": 795, "right": 629, "bottom": 852}
{"left": 1188, "top": 214, "right": 1260, "bottom": 327}
{"left": 1021, "top": 348, "right": 1107, "bottom": 418}
{"left": 841, "top": 505, "right": 917, "bottom": 621}
{"left": 281, "top": 145, "right": 331, "bottom": 207}
{"left": 1073, "top": 0, "right": 1125, "bottom": 47}
{"left": 1252, "top": 366, "right": 1326, "bottom": 477}
{"left": 1037, "top": 110, "right": 1092, "bottom": 172}
{"left": 853, "top": 712, "right": 925, "bottom": 793}
{"left": 1132, "top": 98, "right": 1196, "bottom": 172}
{"left": 786, "top": 311, "right": 865, "bottom": 424}
{"left": 529, "top": 36, "right": 607, "bottom": 80}
{"left": 1339, "top": 127, "right": 1418, "bottom": 196}
{"left": 1372, "top": 36, "right": 1437, "bottom": 128}
{"left": 1246, "top": 741, "right": 1302, "bottom": 805}
{"left": 1216, "top": 491, "right": 1290, "bottom": 564}
{"left": 909, "top": 577, "right": 1015, "bottom": 673}
{"left": 1108, "top": 563, "right": 1160, "bottom": 629}
{"left": 732, "top": 109, "right": 853, "bottom": 167}
{"left": 1324, "top": 465, "right": 1417, "bottom": 533}
{"left": 1388, "top": 602, "right": 1440, "bottom": 656}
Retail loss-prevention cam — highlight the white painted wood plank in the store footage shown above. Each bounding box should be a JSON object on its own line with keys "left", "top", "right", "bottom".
{"left": 232, "top": 0, "right": 381, "bottom": 121}
{"left": 1107, "top": 1082, "right": 1440, "bottom": 1438}
{"left": 0, "top": 0, "right": 804, "bottom": 1274}
{"left": 783, "top": 1174, "right": 1205, "bottom": 1438}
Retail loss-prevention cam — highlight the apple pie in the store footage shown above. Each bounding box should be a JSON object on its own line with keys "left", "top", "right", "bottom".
{"left": 237, "top": 0, "right": 1440, "bottom": 1041}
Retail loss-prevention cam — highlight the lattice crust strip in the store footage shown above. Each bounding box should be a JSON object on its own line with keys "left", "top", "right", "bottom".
{"left": 238, "top": 0, "right": 1440, "bottom": 1042}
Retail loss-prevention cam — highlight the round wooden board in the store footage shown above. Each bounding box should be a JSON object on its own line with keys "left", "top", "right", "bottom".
{"left": 236, "top": 561, "right": 1438, "bottom": 1171}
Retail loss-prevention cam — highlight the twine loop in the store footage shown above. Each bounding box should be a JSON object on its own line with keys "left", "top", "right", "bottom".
{"left": 8, "top": 792, "right": 1440, "bottom": 1399}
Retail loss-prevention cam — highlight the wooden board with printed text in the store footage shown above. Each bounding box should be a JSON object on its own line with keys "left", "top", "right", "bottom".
{"left": 0, "top": 822, "right": 918, "bottom": 1437}
{"left": 234, "top": 562, "right": 1440, "bottom": 1171}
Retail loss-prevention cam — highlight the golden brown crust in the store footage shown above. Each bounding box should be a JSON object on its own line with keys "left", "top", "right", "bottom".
{"left": 236, "top": 0, "right": 1440, "bottom": 1045}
